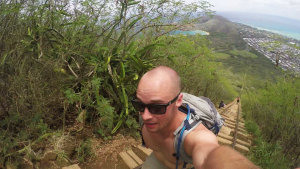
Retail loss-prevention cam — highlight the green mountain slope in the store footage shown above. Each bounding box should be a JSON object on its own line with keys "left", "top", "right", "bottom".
{"left": 194, "top": 15, "right": 248, "bottom": 50}
{"left": 194, "top": 15, "right": 284, "bottom": 91}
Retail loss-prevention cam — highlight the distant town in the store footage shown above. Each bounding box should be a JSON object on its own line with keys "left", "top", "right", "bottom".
{"left": 235, "top": 23, "right": 300, "bottom": 73}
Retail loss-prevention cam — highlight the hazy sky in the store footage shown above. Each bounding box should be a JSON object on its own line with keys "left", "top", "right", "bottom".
{"left": 196, "top": 0, "right": 300, "bottom": 20}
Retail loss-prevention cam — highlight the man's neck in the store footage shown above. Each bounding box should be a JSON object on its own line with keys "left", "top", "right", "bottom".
{"left": 156, "top": 110, "right": 187, "bottom": 139}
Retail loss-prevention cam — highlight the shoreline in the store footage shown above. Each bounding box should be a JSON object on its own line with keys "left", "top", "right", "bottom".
{"left": 202, "top": 30, "right": 210, "bottom": 35}
{"left": 234, "top": 22, "right": 300, "bottom": 41}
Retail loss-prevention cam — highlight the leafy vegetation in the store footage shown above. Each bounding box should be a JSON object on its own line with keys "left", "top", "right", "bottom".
{"left": 245, "top": 120, "right": 291, "bottom": 169}
{"left": 76, "top": 139, "right": 93, "bottom": 162}
{"left": 0, "top": 0, "right": 221, "bottom": 166}
{"left": 243, "top": 77, "right": 300, "bottom": 168}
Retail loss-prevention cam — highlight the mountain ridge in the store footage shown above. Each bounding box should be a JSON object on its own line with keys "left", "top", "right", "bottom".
{"left": 186, "top": 15, "right": 247, "bottom": 50}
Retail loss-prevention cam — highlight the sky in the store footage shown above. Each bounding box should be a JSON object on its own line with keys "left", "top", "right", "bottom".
{"left": 194, "top": 0, "right": 300, "bottom": 21}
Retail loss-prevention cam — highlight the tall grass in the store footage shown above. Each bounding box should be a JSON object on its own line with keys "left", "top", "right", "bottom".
{"left": 243, "top": 77, "right": 300, "bottom": 168}
{"left": 245, "top": 120, "right": 291, "bottom": 169}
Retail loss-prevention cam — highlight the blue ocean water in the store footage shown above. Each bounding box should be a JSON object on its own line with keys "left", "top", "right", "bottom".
{"left": 217, "top": 12, "right": 300, "bottom": 40}
{"left": 171, "top": 30, "right": 208, "bottom": 35}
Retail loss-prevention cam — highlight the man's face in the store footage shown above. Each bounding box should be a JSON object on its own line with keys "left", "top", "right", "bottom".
{"left": 136, "top": 90, "right": 177, "bottom": 133}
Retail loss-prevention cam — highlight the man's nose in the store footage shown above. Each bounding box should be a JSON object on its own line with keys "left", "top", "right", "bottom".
{"left": 141, "top": 107, "right": 153, "bottom": 120}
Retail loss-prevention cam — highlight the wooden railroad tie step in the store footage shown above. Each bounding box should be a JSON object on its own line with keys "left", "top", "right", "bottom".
{"left": 119, "top": 152, "right": 139, "bottom": 169}
{"left": 235, "top": 144, "right": 250, "bottom": 154}
{"left": 237, "top": 131, "right": 250, "bottom": 142}
{"left": 236, "top": 138, "right": 251, "bottom": 148}
{"left": 217, "top": 137, "right": 249, "bottom": 154}
{"left": 238, "top": 127, "right": 248, "bottom": 134}
{"left": 224, "top": 120, "right": 236, "bottom": 126}
{"left": 119, "top": 145, "right": 153, "bottom": 169}
{"left": 225, "top": 123, "right": 236, "bottom": 129}
{"left": 136, "top": 145, "right": 153, "bottom": 156}
{"left": 221, "top": 115, "right": 235, "bottom": 121}
{"left": 239, "top": 122, "right": 245, "bottom": 127}
{"left": 127, "top": 150, "right": 143, "bottom": 165}
{"left": 238, "top": 125, "right": 247, "bottom": 130}
{"left": 220, "top": 126, "right": 234, "bottom": 136}
{"left": 217, "top": 137, "right": 232, "bottom": 146}
{"left": 218, "top": 133, "right": 251, "bottom": 147}
{"left": 218, "top": 132, "right": 233, "bottom": 140}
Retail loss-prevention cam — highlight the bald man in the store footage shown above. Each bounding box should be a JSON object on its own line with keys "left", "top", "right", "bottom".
{"left": 133, "top": 66, "right": 258, "bottom": 169}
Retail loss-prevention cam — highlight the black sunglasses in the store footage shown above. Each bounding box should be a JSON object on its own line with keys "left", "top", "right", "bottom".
{"left": 131, "top": 93, "right": 180, "bottom": 115}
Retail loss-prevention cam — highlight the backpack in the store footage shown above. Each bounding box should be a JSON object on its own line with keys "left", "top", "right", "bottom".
{"left": 181, "top": 93, "right": 224, "bottom": 134}
{"left": 173, "top": 93, "right": 224, "bottom": 169}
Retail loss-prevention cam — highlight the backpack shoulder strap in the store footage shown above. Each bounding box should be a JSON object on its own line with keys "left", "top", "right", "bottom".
{"left": 174, "top": 104, "right": 203, "bottom": 167}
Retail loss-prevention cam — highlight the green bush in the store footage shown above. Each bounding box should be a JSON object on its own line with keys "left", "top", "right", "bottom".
{"left": 245, "top": 120, "right": 261, "bottom": 138}
{"left": 76, "top": 139, "right": 93, "bottom": 162}
{"left": 245, "top": 120, "right": 291, "bottom": 169}
{"left": 248, "top": 140, "right": 291, "bottom": 169}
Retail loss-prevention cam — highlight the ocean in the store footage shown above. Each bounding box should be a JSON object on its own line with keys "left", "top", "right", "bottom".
{"left": 217, "top": 12, "right": 300, "bottom": 40}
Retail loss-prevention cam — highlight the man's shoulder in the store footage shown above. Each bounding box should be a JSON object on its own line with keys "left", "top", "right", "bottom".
{"left": 183, "top": 123, "right": 219, "bottom": 157}
{"left": 185, "top": 124, "right": 218, "bottom": 144}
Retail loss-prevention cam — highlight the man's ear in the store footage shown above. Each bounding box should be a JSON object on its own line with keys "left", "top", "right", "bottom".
{"left": 176, "top": 93, "right": 183, "bottom": 107}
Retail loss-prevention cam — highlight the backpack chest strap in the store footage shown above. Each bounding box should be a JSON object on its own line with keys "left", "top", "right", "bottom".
{"left": 173, "top": 118, "right": 203, "bottom": 164}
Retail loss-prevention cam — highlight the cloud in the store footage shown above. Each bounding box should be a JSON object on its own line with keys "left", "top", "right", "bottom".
{"left": 289, "top": 0, "right": 300, "bottom": 6}
{"left": 195, "top": 0, "right": 300, "bottom": 20}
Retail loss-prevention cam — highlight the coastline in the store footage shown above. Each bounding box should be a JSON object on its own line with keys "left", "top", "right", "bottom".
{"left": 238, "top": 23, "right": 300, "bottom": 40}
{"left": 202, "top": 30, "right": 210, "bottom": 35}
{"left": 218, "top": 12, "right": 300, "bottom": 41}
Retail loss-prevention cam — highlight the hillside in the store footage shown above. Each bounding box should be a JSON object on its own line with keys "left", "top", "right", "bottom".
{"left": 196, "top": 15, "right": 239, "bottom": 36}
{"left": 193, "top": 15, "right": 248, "bottom": 50}
{"left": 189, "top": 15, "right": 284, "bottom": 90}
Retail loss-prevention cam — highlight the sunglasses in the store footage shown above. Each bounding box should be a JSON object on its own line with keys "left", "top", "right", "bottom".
{"left": 131, "top": 94, "right": 180, "bottom": 115}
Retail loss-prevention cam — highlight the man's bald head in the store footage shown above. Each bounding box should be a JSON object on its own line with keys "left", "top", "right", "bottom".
{"left": 137, "top": 66, "right": 182, "bottom": 133}
{"left": 138, "top": 66, "right": 181, "bottom": 96}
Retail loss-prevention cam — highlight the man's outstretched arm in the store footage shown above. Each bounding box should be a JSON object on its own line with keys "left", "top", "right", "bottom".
{"left": 186, "top": 129, "right": 259, "bottom": 169}
{"left": 202, "top": 146, "right": 259, "bottom": 169}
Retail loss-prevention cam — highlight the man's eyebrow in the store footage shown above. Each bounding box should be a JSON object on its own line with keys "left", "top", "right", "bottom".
{"left": 149, "top": 100, "right": 165, "bottom": 103}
